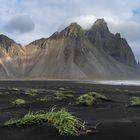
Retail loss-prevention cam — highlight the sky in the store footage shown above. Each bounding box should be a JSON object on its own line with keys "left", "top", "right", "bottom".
{"left": 0, "top": 0, "right": 140, "bottom": 61}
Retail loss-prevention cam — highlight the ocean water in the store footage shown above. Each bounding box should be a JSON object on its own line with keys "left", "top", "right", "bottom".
{"left": 78, "top": 80, "right": 140, "bottom": 86}
{"left": 95, "top": 80, "right": 140, "bottom": 86}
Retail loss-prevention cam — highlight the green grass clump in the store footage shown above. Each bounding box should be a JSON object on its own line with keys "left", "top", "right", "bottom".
{"left": 77, "top": 92, "right": 107, "bottom": 106}
{"left": 12, "top": 99, "right": 26, "bottom": 105}
{"left": 77, "top": 93, "right": 95, "bottom": 106}
{"left": 25, "top": 89, "right": 38, "bottom": 96}
{"left": 4, "top": 111, "right": 47, "bottom": 127}
{"left": 54, "top": 91, "right": 65, "bottom": 100}
{"left": 46, "top": 108, "right": 87, "bottom": 135}
{"left": 88, "top": 92, "right": 107, "bottom": 100}
{"left": 40, "top": 96, "right": 52, "bottom": 102}
{"left": 39, "top": 92, "right": 74, "bottom": 103}
{"left": 4, "top": 108, "right": 87, "bottom": 136}
{"left": 54, "top": 91, "right": 73, "bottom": 100}
{"left": 130, "top": 97, "right": 140, "bottom": 106}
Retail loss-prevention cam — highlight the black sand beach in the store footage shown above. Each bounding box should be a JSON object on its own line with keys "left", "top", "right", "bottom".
{"left": 0, "top": 80, "right": 140, "bottom": 140}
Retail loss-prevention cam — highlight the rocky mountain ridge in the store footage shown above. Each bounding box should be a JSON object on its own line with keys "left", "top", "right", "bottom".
{"left": 0, "top": 19, "right": 139, "bottom": 79}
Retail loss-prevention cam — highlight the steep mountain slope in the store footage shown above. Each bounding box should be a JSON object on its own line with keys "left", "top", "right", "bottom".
{"left": 0, "top": 34, "right": 25, "bottom": 77}
{"left": 25, "top": 21, "right": 139, "bottom": 79}
{"left": 0, "top": 19, "right": 139, "bottom": 79}
{"left": 86, "top": 19, "right": 136, "bottom": 67}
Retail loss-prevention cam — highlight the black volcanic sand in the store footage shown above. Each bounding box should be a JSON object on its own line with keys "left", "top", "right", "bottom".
{"left": 0, "top": 80, "right": 140, "bottom": 140}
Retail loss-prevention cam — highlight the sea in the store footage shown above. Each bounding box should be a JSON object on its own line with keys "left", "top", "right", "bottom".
{"left": 77, "top": 80, "right": 140, "bottom": 86}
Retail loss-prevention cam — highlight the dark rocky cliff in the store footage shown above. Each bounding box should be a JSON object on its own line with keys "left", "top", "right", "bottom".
{"left": 86, "top": 19, "right": 136, "bottom": 67}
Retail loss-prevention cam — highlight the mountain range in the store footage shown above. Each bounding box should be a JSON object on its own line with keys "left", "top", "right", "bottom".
{"left": 0, "top": 18, "right": 139, "bottom": 79}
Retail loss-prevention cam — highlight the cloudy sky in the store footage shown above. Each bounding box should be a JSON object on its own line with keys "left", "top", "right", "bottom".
{"left": 0, "top": 0, "right": 140, "bottom": 61}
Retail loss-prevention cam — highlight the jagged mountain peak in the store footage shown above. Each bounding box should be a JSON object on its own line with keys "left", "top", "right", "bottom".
{"left": 86, "top": 19, "right": 136, "bottom": 67}
{"left": 47, "top": 22, "right": 84, "bottom": 41}
{"left": 93, "top": 18, "right": 107, "bottom": 27}
{"left": 0, "top": 34, "right": 17, "bottom": 46}
{"left": 66, "top": 22, "right": 82, "bottom": 30}
{"left": 0, "top": 34, "right": 20, "bottom": 54}
{"left": 61, "top": 22, "right": 83, "bottom": 38}
{"left": 0, "top": 34, "right": 24, "bottom": 59}
{"left": 31, "top": 23, "right": 83, "bottom": 46}
{"left": 89, "top": 18, "right": 110, "bottom": 35}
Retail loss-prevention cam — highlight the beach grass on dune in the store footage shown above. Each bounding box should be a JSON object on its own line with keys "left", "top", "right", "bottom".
{"left": 4, "top": 107, "right": 88, "bottom": 135}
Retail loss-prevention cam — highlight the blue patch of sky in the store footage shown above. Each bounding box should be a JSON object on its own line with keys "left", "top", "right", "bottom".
{"left": 16, "top": 0, "right": 22, "bottom": 4}
{"left": 133, "top": 7, "right": 140, "bottom": 15}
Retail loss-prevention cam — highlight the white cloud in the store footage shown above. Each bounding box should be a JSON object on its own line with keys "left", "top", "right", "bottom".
{"left": 0, "top": 0, "right": 140, "bottom": 60}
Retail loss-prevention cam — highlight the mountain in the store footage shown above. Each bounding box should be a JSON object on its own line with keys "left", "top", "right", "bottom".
{"left": 0, "top": 19, "right": 139, "bottom": 79}
{"left": 0, "top": 34, "right": 25, "bottom": 77}
{"left": 86, "top": 19, "right": 136, "bottom": 67}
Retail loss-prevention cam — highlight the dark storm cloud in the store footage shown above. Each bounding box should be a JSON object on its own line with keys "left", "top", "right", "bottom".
{"left": 5, "top": 15, "right": 35, "bottom": 33}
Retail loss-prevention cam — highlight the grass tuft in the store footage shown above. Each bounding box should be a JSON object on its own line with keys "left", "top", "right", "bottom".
{"left": 88, "top": 92, "right": 107, "bottom": 100}
{"left": 39, "top": 91, "right": 74, "bottom": 103}
{"left": 4, "top": 108, "right": 88, "bottom": 136}
{"left": 77, "top": 93, "right": 95, "bottom": 106}
{"left": 54, "top": 91, "right": 65, "bottom": 100}
{"left": 25, "top": 89, "right": 38, "bottom": 96}
{"left": 77, "top": 92, "right": 107, "bottom": 106}
{"left": 4, "top": 111, "right": 47, "bottom": 127}
{"left": 12, "top": 99, "right": 26, "bottom": 105}
{"left": 40, "top": 96, "right": 52, "bottom": 102}
{"left": 46, "top": 108, "right": 87, "bottom": 135}
{"left": 130, "top": 96, "right": 140, "bottom": 106}
{"left": 54, "top": 91, "right": 74, "bottom": 100}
